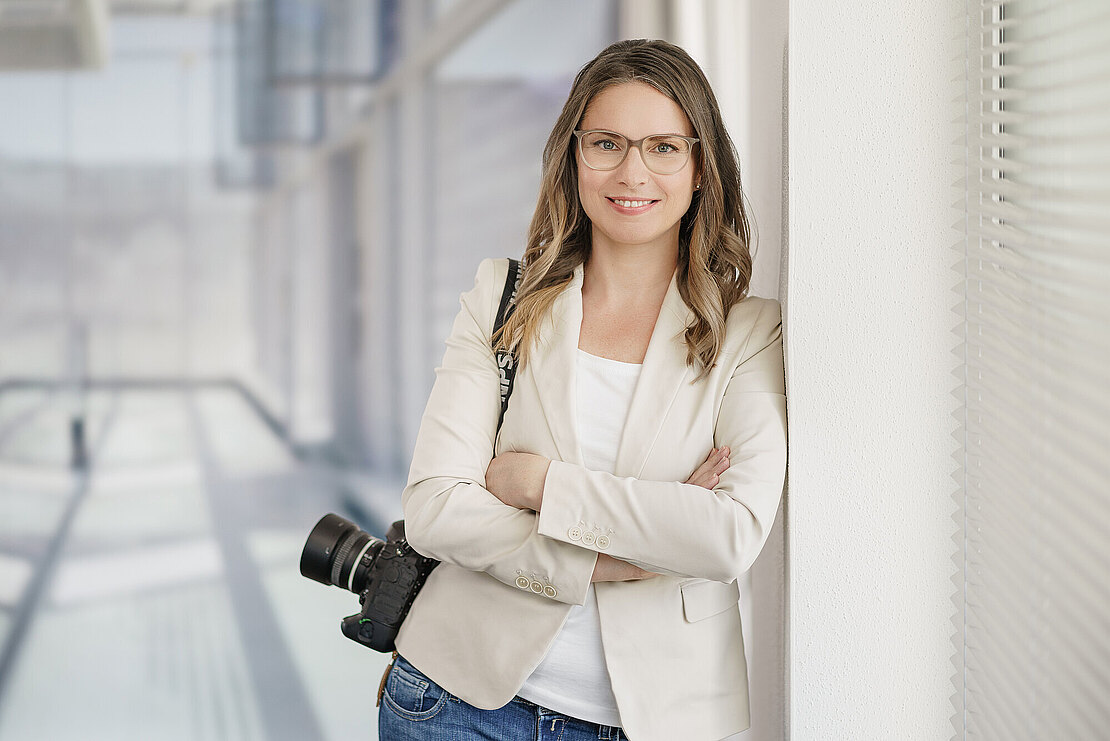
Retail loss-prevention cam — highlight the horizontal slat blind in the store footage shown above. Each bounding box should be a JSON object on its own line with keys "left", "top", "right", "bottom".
{"left": 956, "top": 1, "right": 1110, "bottom": 739}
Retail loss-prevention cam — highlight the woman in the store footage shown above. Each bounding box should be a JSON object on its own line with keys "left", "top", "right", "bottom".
{"left": 380, "top": 39, "right": 787, "bottom": 741}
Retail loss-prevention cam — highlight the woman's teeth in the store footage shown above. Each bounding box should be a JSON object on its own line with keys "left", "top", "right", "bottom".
{"left": 612, "top": 199, "right": 653, "bottom": 208}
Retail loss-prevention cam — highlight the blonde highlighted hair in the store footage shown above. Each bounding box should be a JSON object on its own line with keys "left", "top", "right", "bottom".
{"left": 493, "top": 39, "right": 752, "bottom": 383}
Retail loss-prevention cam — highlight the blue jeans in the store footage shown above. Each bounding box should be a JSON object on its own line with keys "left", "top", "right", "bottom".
{"left": 378, "top": 654, "right": 625, "bottom": 740}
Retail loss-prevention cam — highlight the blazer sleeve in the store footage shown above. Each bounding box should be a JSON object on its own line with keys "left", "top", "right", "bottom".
{"left": 536, "top": 298, "right": 788, "bottom": 584}
{"left": 401, "top": 258, "right": 598, "bottom": 606}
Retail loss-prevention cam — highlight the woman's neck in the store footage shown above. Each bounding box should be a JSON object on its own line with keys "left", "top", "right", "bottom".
{"left": 582, "top": 242, "right": 679, "bottom": 306}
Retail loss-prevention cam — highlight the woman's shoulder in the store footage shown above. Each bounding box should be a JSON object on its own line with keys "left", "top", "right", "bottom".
{"left": 468, "top": 257, "right": 514, "bottom": 294}
{"left": 725, "top": 294, "right": 781, "bottom": 331}
{"left": 461, "top": 257, "right": 513, "bottom": 296}
{"left": 721, "top": 294, "right": 783, "bottom": 358}
{"left": 458, "top": 258, "right": 518, "bottom": 334}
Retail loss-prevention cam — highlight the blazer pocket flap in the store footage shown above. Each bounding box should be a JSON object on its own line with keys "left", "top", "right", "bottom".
{"left": 681, "top": 579, "right": 740, "bottom": 622}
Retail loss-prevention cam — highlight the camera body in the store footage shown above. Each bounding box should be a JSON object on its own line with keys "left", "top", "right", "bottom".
{"left": 300, "top": 514, "right": 438, "bottom": 653}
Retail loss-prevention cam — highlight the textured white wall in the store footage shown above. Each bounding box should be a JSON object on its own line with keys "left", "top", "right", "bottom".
{"left": 785, "top": 2, "right": 958, "bottom": 738}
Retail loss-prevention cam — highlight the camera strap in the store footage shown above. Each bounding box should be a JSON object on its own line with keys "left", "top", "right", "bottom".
{"left": 494, "top": 258, "right": 523, "bottom": 434}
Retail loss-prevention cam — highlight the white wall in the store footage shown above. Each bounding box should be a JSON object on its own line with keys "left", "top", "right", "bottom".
{"left": 785, "top": 2, "right": 958, "bottom": 738}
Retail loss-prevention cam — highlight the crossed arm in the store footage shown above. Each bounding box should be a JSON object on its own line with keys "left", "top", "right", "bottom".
{"left": 485, "top": 447, "right": 734, "bottom": 582}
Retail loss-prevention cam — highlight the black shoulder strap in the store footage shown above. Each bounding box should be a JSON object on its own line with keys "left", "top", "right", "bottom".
{"left": 493, "top": 258, "right": 523, "bottom": 434}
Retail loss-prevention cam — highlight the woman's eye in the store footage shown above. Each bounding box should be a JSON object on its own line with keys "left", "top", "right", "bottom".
{"left": 596, "top": 139, "right": 620, "bottom": 151}
{"left": 652, "top": 141, "right": 680, "bottom": 154}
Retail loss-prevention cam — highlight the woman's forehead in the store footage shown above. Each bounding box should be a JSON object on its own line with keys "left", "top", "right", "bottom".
{"left": 579, "top": 81, "right": 694, "bottom": 138}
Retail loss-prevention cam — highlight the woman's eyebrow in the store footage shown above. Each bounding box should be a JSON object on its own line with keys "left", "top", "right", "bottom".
{"left": 584, "top": 128, "right": 693, "bottom": 138}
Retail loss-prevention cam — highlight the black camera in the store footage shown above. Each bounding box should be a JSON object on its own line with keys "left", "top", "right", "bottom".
{"left": 300, "top": 514, "right": 438, "bottom": 653}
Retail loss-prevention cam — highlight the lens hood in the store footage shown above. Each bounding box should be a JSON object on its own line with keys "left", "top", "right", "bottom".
{"left": 300, "top": 513, "right": 358, "bottom": 586}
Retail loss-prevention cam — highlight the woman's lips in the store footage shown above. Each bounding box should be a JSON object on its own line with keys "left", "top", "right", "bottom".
{"left": 606, "top": 197, "right": 659, "bottom": 215}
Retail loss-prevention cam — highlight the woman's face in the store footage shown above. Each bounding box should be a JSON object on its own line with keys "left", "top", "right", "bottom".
{"left": 576, "top": 81, "right": 699, "bottom": 257}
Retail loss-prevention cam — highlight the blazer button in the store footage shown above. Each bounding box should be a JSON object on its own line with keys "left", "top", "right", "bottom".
{"left": 596, "top": 535, "right": 610, "bottom": 550}
{"left": 516, "top": 576, "right": 531, "bottom": 589}
{"left": 543, "top": 585, "right": 557, "bottom": 599}
{"left": 529, "top": 581, "right": 544, "bottom": 594}
{"left": 581, "top": 531, "right": 596, "bottom": 546}
{"left": 568, "top": 526, "right": 583, "bottom": 541}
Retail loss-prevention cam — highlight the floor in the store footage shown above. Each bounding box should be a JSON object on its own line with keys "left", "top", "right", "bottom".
{"left": 0, "top": 386, "right": 397, "bottom": 740}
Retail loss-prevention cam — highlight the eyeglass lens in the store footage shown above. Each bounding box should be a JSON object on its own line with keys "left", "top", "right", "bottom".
{"left": 578, "top": 131, "right": 693, "bottom": 175}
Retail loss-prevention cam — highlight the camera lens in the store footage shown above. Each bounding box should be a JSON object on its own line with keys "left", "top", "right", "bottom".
{"left": 300, "top": 513, "right": 384, "bottom": 594}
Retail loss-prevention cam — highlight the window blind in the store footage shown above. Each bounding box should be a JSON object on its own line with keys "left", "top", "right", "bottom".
{"left": 955, "top": 1, "right": 1110, "bottom": 739}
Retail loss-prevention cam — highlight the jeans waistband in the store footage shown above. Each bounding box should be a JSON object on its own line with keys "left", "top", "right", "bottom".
{"left": 509, "top": 696, "right": 622, "bottom": 739}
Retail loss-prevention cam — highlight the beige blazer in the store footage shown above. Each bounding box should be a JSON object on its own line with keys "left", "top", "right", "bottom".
{"left": 396, "top": 257, "right": 787, "bottom": 741}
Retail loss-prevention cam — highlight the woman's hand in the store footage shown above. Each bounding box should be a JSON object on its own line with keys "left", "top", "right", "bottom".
{"left": 592, "top": 446, "right": 731, "bottom": 583}
{"left": 485, "top": 452, "right": 551, "bottom": 511}
{"left": 592, "top": 553, "right": 659, "bottom": 582}
{"left": 684, "top": 446, "right": 730, "bottom": 489}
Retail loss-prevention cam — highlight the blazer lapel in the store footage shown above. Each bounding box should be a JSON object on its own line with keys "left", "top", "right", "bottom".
{"left": 525, "top": 263, "right": 586, "bottom": 466}
{"left": 525, "top": 262, "right": 694, "bottom": 475}
{"left": 613, "top": 268, "right": 694, "bottom": 478}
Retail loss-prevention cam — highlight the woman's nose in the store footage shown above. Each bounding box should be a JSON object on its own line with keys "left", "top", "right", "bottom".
{"left": 615, "top": 144, "right": 650, "bottom": 186}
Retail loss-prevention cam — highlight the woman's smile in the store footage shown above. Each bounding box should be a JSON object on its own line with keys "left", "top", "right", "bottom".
{"left": 606, "top": 196, "right": 660, "bottom": 214}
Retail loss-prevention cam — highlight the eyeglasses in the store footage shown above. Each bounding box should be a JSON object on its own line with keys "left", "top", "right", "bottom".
{"left": 573, "top": 129, "right": 699, "bottom": 176}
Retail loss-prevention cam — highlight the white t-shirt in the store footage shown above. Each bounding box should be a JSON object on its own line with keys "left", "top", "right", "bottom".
{"left": 516, "top": 348, "right": 641, "bottom": 727}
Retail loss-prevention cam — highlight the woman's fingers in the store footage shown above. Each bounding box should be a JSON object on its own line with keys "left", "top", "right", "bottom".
{"left": 591, "top": 553, "right": 659, "bottom": 582}
{"left": 684, "top": 446, "right": 730, "bottom": 489}
{"left": 693, "top": 449, "right": 717, "bottom": 479}
{"left": 713, "top": 448, "right": 731, "bottom": 474}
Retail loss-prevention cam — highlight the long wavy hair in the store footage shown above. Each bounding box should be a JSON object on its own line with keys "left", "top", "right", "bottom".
{"left": 493, "top": 39, "right": 752, "bottom": 383}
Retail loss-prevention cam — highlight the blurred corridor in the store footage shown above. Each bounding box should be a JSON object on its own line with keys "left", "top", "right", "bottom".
{"left": 0, "top": 384, "right": 392, "bottom": 740}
